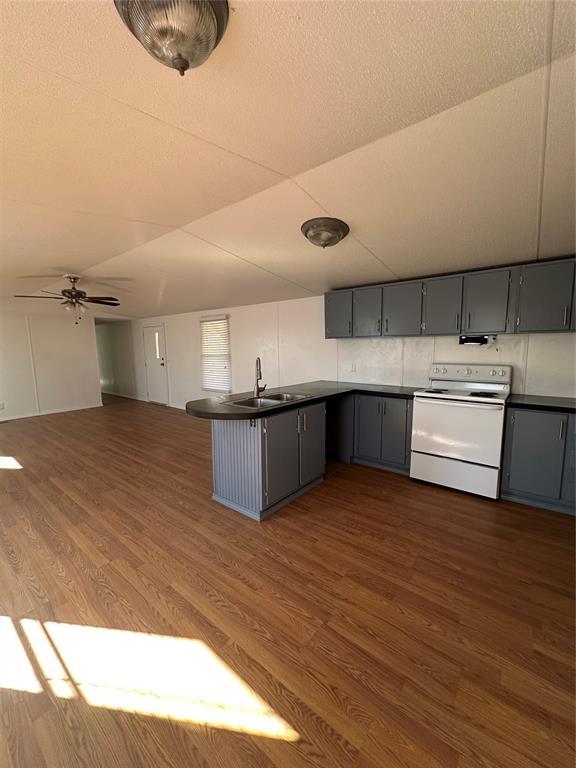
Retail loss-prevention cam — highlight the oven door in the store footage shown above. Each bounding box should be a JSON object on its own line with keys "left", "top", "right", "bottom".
{"left": 411, "top": 396, "right": 505, "bottom": 467}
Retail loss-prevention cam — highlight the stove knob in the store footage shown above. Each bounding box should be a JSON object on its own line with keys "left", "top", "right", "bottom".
{"left": 489, "top": 369, "right": 496, "bottom": 376}
{"left": 441, "top": 368, "right": 447, "bottom": 374}
{"left": 433, "top": 367, "right": 440, "bottom": 374}
{"left": 465, "top": 368, "right": 472, "bottom": 375}
{"left": 499, "top": 369, "right": 506, "bottom": 376}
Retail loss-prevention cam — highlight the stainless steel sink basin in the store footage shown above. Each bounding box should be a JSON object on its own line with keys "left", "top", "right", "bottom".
{"left": 265, "top": 393, "right": 308, "bottom": 402}
{"left": 231, "top": 397, "right": 280, "bottom": 409}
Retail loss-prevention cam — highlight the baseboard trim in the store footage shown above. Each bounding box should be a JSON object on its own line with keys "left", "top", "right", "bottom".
{"left": 0, "top": 402, "right": 103, "bottom": 423}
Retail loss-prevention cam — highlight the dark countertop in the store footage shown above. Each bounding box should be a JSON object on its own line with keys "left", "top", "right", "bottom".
{"left": 186, "top": 380, "right": 419, "bottom": 420}
{"left": 186, "top": 380, "right": 576, "bottom": 419}
{"left": 508, "top": 394, "right": 576, "bottom": 413}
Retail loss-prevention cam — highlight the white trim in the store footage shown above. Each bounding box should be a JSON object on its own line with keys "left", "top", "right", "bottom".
{"left": 0, "top": 402, "right": 103, "bottom": 423}
{"left": 24, "top": 314, "right": 40, "bottom": 415}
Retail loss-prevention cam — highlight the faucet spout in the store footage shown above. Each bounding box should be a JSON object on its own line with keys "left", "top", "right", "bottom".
{"left": 253, "top": 357, "right": 266, "bottom": 398}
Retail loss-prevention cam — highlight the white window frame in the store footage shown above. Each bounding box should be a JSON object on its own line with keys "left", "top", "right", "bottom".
{"left": 200, "top": 315, "right": 232, "bottom": 394}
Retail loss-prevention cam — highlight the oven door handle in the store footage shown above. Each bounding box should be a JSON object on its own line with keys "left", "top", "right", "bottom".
{"left": 415, "top": 397, "right": 504, "bottom": 411}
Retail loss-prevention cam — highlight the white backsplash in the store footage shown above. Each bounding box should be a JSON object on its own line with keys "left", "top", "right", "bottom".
{"left": 338, "top": 332, "right": 575, "bottom": 396}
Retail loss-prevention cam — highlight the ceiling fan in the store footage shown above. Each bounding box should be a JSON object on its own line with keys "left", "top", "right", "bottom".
{"left": 14, "top": 274, "right": 120, "bottom": 324}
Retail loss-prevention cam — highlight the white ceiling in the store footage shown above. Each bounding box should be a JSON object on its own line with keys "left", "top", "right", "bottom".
{"left": 0, "top": 0, "right": 574, "bottom": 318}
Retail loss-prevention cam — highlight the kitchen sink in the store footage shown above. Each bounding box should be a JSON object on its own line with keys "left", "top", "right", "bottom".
{"left": 231, "top": 397, "right": 280, "bottom": 409}
{"left": 264, "top": 392, "right": 308, "bottom": 402}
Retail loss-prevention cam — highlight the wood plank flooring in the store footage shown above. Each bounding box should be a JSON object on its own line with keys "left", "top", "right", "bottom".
{"left": 0, "top": 395, "right": 574, "bottom": 767}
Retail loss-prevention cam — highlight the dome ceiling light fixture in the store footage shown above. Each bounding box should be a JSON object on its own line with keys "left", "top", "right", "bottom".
{"left": 114, "top": 0, "right": 229, "bottom": 76}
{"left": 301, "top": 217, "right": 350, "bottom": 248}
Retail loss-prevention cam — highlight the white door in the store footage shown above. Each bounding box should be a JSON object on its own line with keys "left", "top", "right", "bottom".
{"left": 411, "top": 396, "right": 505, "bottom": 467}
{"left": 143, "top": 325, "right": 168, "bottom": 405}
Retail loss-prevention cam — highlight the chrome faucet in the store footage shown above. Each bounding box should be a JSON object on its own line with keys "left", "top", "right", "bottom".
{"left": 253, "top": 357, "right": 266, "bottom": 398}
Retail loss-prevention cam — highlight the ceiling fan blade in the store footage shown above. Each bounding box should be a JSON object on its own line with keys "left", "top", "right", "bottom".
{"left": 41, "top": 290, "right": 64, "bottom": 296}
{"left": 13, "top": 295, "right": 64, "bottom": 299}
{"left": 84, "top": 296, "right": 119, "bottom": 302}
{"left": 84, "top": 298, "right": 120, "bottom": 306}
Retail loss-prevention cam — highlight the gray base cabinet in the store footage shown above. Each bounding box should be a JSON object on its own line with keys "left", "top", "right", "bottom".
{"left": 501, "top": 408, "right": 575, "bottom": 515}
{"left": 212, "top": 403, "right": 326, "bottom": 521}
{"left": 353, "top": 395, "right": 412, "bottom": 472}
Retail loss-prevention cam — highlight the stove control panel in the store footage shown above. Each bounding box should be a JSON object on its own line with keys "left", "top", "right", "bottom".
{"left": 429, "top": 363, "right": 512, "bottom": 385}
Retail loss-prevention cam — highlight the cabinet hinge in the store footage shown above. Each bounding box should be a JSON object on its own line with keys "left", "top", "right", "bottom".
{"left": 511, "top": 415, "right": 515, "bottom": 424}
{"left": 421, "top": 322, "right": 426, "bottom": 331}
{"left": 519, "top": 275, "right": 524, "bottom": 286}
{"left": 422, "top": 286, "right": 426, "bottom": 296}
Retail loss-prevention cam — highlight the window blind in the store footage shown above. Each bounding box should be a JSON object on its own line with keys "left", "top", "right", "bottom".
{"left": 200, "top": 316, "right": 231, "bottom": 393}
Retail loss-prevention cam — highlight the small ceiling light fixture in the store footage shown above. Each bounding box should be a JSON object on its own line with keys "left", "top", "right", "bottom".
{"left": 114, "top": 0, "right": 229, "bottom": 76}
{"left": 301, "top": 217, "right": 350, "bottom": 248}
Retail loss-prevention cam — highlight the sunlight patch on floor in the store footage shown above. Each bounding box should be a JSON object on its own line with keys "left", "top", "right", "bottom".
{"left": 0, "top": 617, "right": 42, "bottom": 693}
{"left": 0, "top": 456, "right": 23, "bottom": 470}
{"left": 0, "top": 616, "right": 299, "bottom": 741}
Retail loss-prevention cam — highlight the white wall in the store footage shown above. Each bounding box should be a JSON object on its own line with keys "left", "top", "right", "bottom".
{"left": 0, "top": 310, "right": 102, "bottom": 422}
{"left": 118, "top": 295, "right": 575, "bottom": 411}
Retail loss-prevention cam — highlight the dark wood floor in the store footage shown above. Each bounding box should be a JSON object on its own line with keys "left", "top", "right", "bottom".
{"left": 0, "top": 395, "right": 574, "bottom": 768}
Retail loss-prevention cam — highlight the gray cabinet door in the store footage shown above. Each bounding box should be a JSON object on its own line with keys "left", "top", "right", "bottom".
{"left": 462, "top": 270, "right": 510, "bottom": 333}
{"left": 422, "top": 276, "right": 463, "bottom": 335}
{"left": 380, "top": 397, "right": 408, "bottom": 465}
{"left": 505, "top": 409, "right": 566, "bottom": 500}
{"left": 517, "top": 261, "right": 575, "bottom": 332}
{"left": 354, "top": 395, "right": 382, "bottom": 460}
{"left": 299, "top": 403, "right": 326, "bottom": 486}
{"left": 325, "top": 291, "right": 353, "bottom": 338}
{"left": 263, "top": 410, "right": 300, "bottom": 507}
{"left": 561, "top": 415, "right": 575, "bottom": 507}
{"left": 383, "top": 282, "right": 422, "bottom": 336}
{"left": 353, "top": 287, "right": 382, "bottom": 337}
{"left": 571, "top": 269, "right": 576, "bottom": 331}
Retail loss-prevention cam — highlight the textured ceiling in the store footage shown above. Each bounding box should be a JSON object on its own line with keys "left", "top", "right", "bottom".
{"left": 0, "top": 0, "right": 574, "bottom": 318}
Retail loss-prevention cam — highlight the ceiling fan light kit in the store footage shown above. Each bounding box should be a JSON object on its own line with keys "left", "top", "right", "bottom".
{"left": 14, "top": 274, "right": 121, "bottom": 325}
{"left": 301, "top": 217, "right": 350, "bottom": 248}
{"left": 114, "top": 0, "right": 229, "bottom": 76}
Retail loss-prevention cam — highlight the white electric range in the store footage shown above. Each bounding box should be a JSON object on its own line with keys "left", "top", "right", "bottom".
{"left": 410, "top": 363, "right": 511, "bottom": 498}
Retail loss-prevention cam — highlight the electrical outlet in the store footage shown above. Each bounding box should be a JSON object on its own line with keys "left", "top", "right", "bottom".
{"left": 350, "top": 363, "right": 357, "bottom": 373}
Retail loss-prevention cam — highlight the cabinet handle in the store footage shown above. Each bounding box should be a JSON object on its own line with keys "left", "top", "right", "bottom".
{"left": 303, "top": 413, "right": 307, "bottom": 432}
{"left": 348, "top": 320, "right": 352, "bottom": 335}
{"left": 381, "top": 399, "right": 386, "bottom": 415}
{"left": 563, "top": 306, "right": 569, "bottom": 327}
{"left": 385, "top": 318, "right": 389, "bottom": 333}
{"left": 455, "top": 312, "right": 460, "bottom": 329}
{"left": 559, "top": 419, "right": 565, "bottom": 440}
{"left": 467, "top": 312, "right": 471, "bottom": 329}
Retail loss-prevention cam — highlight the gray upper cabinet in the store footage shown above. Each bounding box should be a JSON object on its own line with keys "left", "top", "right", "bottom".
{"left": 299, "top": 403, "right": 326, "bottom": 486}
{"left": 263, "top": 410, "right": 300, "bottom": 507}
{"left": 422, "top": 276, "right": 463, "bottom": 335}
{"left": 571, "top": 269, "right": 576, "bottom": 331}
{"left": 462, "top": 270, "right": 510, "bottom": 333}
{"left": 325, "top": 291, "right": 353, "bottom": 338}
{"left": 503, "top": 409, "right": 567, "bottom": 501}
{"left": 383, "top": 282, "right": 422, "bottom": 336}
{"left": 516, "top": 260, "right": 575, "bottom": 333}
{"left": 353, "top": 287, "right": 382, "bottom": 337}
